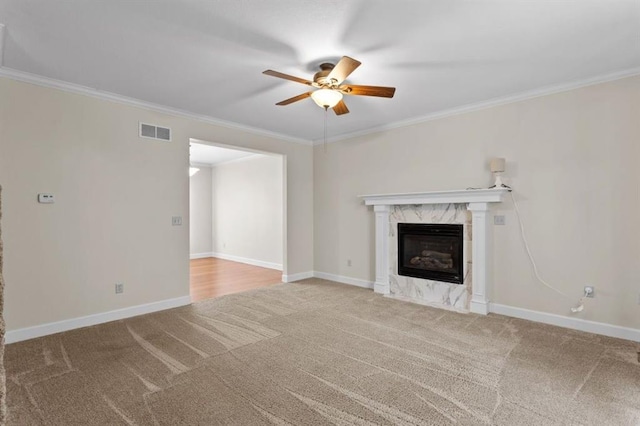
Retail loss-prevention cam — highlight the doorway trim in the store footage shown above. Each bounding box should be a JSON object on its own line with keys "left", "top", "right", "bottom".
{"left": 188, "top": 138, "right": 288, "bottom": 281}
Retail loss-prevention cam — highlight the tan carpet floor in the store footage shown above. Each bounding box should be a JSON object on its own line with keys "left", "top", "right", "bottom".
{"left": 5, "top": 279, "right": 640, "bottom": 425}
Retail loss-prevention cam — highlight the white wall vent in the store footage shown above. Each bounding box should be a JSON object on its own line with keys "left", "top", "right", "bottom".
{"left": 139, "top": 122, "right": 172, "bottom": 141}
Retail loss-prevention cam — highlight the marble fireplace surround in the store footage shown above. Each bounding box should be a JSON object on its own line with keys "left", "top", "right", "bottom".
{"left": 361, "top": 189, "right": 510, "bottom": 315}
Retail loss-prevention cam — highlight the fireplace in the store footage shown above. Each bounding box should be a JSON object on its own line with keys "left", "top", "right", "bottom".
{"left": 362, "top": 189, "right": 508, "bottom": 314}
{"left": 397, "top": 223, "right": 464, "bottom": 284}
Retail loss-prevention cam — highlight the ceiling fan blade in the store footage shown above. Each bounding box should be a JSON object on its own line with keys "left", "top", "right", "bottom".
{"left": 341, "top": 84, "right": 396, "bottom": 98}
{"left": 333, "top": 100, "right": 350, "bottom": 115}
{"left": 327, "top": 56, "right": 362, "bottom": 84}
{"left": 263, "top": 70, "right": 314, "bottom": 86}
{"left": 276, "top": 92, "right": 312, "bottom": 106}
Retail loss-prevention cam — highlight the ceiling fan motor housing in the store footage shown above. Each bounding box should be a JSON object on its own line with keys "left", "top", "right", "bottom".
{"left": 314, "top": 63, "right": 336, "bottom": 87}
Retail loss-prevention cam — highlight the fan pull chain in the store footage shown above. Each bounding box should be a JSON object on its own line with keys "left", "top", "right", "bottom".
{"left": 323, "top": 106, "right": 328, "bottom": 152}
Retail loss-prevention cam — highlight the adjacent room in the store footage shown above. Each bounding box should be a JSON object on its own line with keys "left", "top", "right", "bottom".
{"left": 188, "top": 141, "right": 284, "bottom": 301}
{"left": 0, "top": 1, "right": 639, "bottom": 424}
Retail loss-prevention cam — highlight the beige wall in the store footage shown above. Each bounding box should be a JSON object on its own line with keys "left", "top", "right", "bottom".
{"left": 189, "top": 166, "right": 213, "bottom": 256}
{"left": 2, "top": 72, "right": 637, "bottom": 334}
{"left": 211, "top": 154, "right": 283, "bottom": 267}
{"left": 314, "top": 75, "right": 640, "bottom": 329}
{"left": 0, "top": 77, "right": 313, "bottom": 331}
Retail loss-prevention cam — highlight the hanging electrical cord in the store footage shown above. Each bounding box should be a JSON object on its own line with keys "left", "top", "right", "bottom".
{"left": 509, "top": 191, "right": 587, "bottom": 313}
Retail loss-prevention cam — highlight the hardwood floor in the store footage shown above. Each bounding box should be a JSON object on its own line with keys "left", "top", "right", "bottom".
{"left": 190, "top": 257, "right": 283, "bottom": 301}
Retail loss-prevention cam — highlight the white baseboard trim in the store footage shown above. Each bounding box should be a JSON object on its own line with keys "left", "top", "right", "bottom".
{"left": 6, "top": 296, "right": 192, "bottom": 344}
{"left": 313, "top": 271, "right": 374, "bottom": 289}
{"left": 211, "top": 252, "right": 282, "bottom": 271}
{"left": 190, "top": 252, "right": 214, "bottom": 259}
{"left": 282, "top": 271, "right": 314, "bottom": 283}
{"left": 490, "top": 303, "right": 640, "bottom": 343}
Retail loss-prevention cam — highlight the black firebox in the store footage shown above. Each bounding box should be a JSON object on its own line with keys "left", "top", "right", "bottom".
{"left": 397, "top": 223, "right": 464, "bottom": 284}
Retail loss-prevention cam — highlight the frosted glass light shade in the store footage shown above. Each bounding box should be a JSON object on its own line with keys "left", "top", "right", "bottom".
{"left": 189, "top": 167, "right": 200, "bottom": 177}
{"left": 310, "top": 89, "right": 343, "bottom": 108}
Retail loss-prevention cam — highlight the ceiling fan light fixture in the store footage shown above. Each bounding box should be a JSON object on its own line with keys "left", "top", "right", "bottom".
{"left": 310, "top": 89, "right": 343, "bottom": 109}
{"left": 264, "top": 56, "right": 395, "bottom": 115}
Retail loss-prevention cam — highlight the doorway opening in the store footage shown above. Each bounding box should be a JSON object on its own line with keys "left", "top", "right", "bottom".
{"left": 188, "top": 139, "right": 286, "bottom": 301}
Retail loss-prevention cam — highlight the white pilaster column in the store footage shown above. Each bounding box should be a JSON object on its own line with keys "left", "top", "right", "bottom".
{"left": 468, "top": 202, "right": 492, "bottom": 314}
{"left": 373, "top": 204, "right": 390, "bottom": 294}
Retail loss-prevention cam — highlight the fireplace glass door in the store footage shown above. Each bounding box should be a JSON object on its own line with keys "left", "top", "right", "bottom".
{"left": 397, "top": 223, "right": 464, "bottom": 284}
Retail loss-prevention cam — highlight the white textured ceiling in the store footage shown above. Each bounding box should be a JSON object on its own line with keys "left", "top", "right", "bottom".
{"left": 190, "top": 143, "right": 255, "bottom": 165}
{"left": 1, "top": 0, "right": 639, "bottom": 143}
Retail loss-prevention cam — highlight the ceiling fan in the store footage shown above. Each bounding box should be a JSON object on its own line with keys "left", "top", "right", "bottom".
{"left": 263, "top": 56, "right": 396, "bottom": 115}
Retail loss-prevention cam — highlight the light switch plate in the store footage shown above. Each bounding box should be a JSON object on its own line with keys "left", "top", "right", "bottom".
{"left": 38, "top": 193, "right": 55, "bottom": 204}
{"left": 494, "top": 215, "right": 506, "bottom": 225}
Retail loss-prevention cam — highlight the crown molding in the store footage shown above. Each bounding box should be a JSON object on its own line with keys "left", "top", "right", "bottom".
{"left": 189, "top": 161, "right": 213, "bottom": 168}
{"left": 210, "top": 153, "right": 264, "bottom": 167}
{"left": 3, "top": 64, "right": 639, "bottom": 148}
{"left": 312, "top": 66, "right": 640, "bottom": 145}
{"left": 190, "top": 153, "right": 262, "bottom": 168}
{"left": 0, "top": 66, "right": 313, "bottom": 146}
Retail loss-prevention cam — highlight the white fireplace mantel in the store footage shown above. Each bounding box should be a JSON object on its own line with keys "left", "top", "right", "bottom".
{"left": 360, "top": 188, "right": 510, "bottom": 315}
{"left": 360, "top": 188, "right": 509, "bottom": 206}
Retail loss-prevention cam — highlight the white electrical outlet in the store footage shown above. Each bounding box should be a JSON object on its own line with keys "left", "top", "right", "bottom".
{"left": 115, "top": 283, "right": 124, "bottom": 294}
{"left": 171, "top": 216, "right": 182, "bottom": 226}
{"left": 347, "top": 259, "right": 352, "bottom": 267}
{"left": 494, "top": 215, "right": 506, "bottom": 225}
